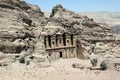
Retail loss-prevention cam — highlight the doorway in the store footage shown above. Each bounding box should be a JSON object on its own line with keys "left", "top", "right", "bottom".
{"left": 59, "top": 52, "right": 63, "bottom": 58}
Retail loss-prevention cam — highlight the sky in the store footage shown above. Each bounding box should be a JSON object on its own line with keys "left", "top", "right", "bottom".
{"left": 24, "top": 0, "right": 120, "bottom": 12}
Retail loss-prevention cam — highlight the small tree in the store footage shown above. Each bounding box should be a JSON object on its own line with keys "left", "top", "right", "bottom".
{"left": 100, "top": 61, "right": 107, "bottom": 70}
{"left": 19, "top": 57, "right": 25, "bottom": 64}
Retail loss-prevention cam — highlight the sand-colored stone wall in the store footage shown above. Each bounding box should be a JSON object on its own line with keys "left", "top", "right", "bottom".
{"left": 44, "top": 33, "right": 77, "bottom": 60}
{"left": 47, "top": 47, "right": 76, "bottom": 61}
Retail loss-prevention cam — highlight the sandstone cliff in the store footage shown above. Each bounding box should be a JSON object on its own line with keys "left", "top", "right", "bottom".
{"left": 0, "top": 1, "right": 119, "bottom": 66}
{"left": 45, "top": 5, "right": 113, "bottom": 40}
{"left": 43, "top": 5, "right": 120, "bottom": 59}
{"left": 0, "top": 0, "right": 47, "bottom": 65}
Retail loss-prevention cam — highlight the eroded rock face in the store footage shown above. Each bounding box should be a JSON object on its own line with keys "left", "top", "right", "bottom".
{"left": 0, "top": 1, "right": 119, "bottom": 66}
{"left": 48, "top": 5, "right": 113, "bottom": 39}
{"left": 44, "top": 5, "right": 120, "bottom": 59}
{"left": 0, "top": 0, "right": 47, "bottom": 64}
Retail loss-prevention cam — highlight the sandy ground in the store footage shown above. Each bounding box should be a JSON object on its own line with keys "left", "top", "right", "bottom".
{"left": 0, "top": 58, "right": 120, "bottom": 80}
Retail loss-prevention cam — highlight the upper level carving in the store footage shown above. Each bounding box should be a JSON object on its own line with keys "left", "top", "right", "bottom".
{"left": 44, "top": 33, "right": 76, "bottom": 50}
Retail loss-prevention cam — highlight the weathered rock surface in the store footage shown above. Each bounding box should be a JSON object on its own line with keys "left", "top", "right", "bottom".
{"left": 47, "top": 5, "right": 113, "bottom": 40}
{"left": 0, "top": 1, "right": 120, "bottom": 66}
{"left": 111, "top": 25, "right": 120, "bottom": 34}
{"left": 44, "top": 5, "right": 120, "bottom": 59}
{"left": 0, "top": 0, "right": 47, "bottom": 65}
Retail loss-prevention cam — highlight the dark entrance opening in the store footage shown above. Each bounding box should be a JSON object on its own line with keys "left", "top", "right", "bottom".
{"left": 59, "top": 52, "right": 63, "bottom": 58}
{"left": 63, "top": 33, "right": 66, "bottom": 46}
{"left": 48, "top": 35, "right": 51, "bottom": 47}
{"left": 70, "top": 34, "right": 73, "bottom": 45}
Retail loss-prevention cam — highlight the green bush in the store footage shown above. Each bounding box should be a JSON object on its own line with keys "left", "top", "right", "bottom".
{"left": 91, "top": 59, "right": 98, "bottom": 67}
{"left": 100, "top": 61, "right": 107, "bottom": 70}
{"left": 19, "top": 57, "right": 25, "bottom": 64}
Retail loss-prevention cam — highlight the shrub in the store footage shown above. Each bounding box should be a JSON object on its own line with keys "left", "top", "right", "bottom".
{"left": 19, "top": 57, "right": 25, "bottom": 64}
{"left": 100, "top": 61, "right": 107, "bottom": 70}
{"left": 29, "top": 56, "right": 34, "bottom": 60}
{"left": 91, "top": 59, "right": 98, "bottom": 67}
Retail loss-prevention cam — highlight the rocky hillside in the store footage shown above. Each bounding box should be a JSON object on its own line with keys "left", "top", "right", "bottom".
{"left": 78, "top": 12, "right": 120, "bottom": 26}
{"left": 43, "top": 5, "right": 120, "bottom": 59}
{"left": 0, "top": 0, "right": 47, "bottom": 65}
{"left": 111, "top": 25, "right": 120, "bottom": 34}
{"left": 44, "top": 11, "right": 120, "bottom": 26}
{"left": 44, "top": 11, "right": 120, "bottom": 34}
{"left": 78, "top": 12, "right": 120, "bottom": 35}
{"left": 0, "top": 0, "right": 119, "bottom": 66}
{"left": 44, "top": 5, "right": 114, "bottom": 40}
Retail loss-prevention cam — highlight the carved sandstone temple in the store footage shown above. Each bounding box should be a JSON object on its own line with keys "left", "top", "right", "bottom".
{"left": 44, "top": 33, "right": 77, "bottom": 60}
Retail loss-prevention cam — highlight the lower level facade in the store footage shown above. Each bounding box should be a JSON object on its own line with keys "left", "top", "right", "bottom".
{"left": 46, "top": 46, "right": 77, "bottom": 60}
